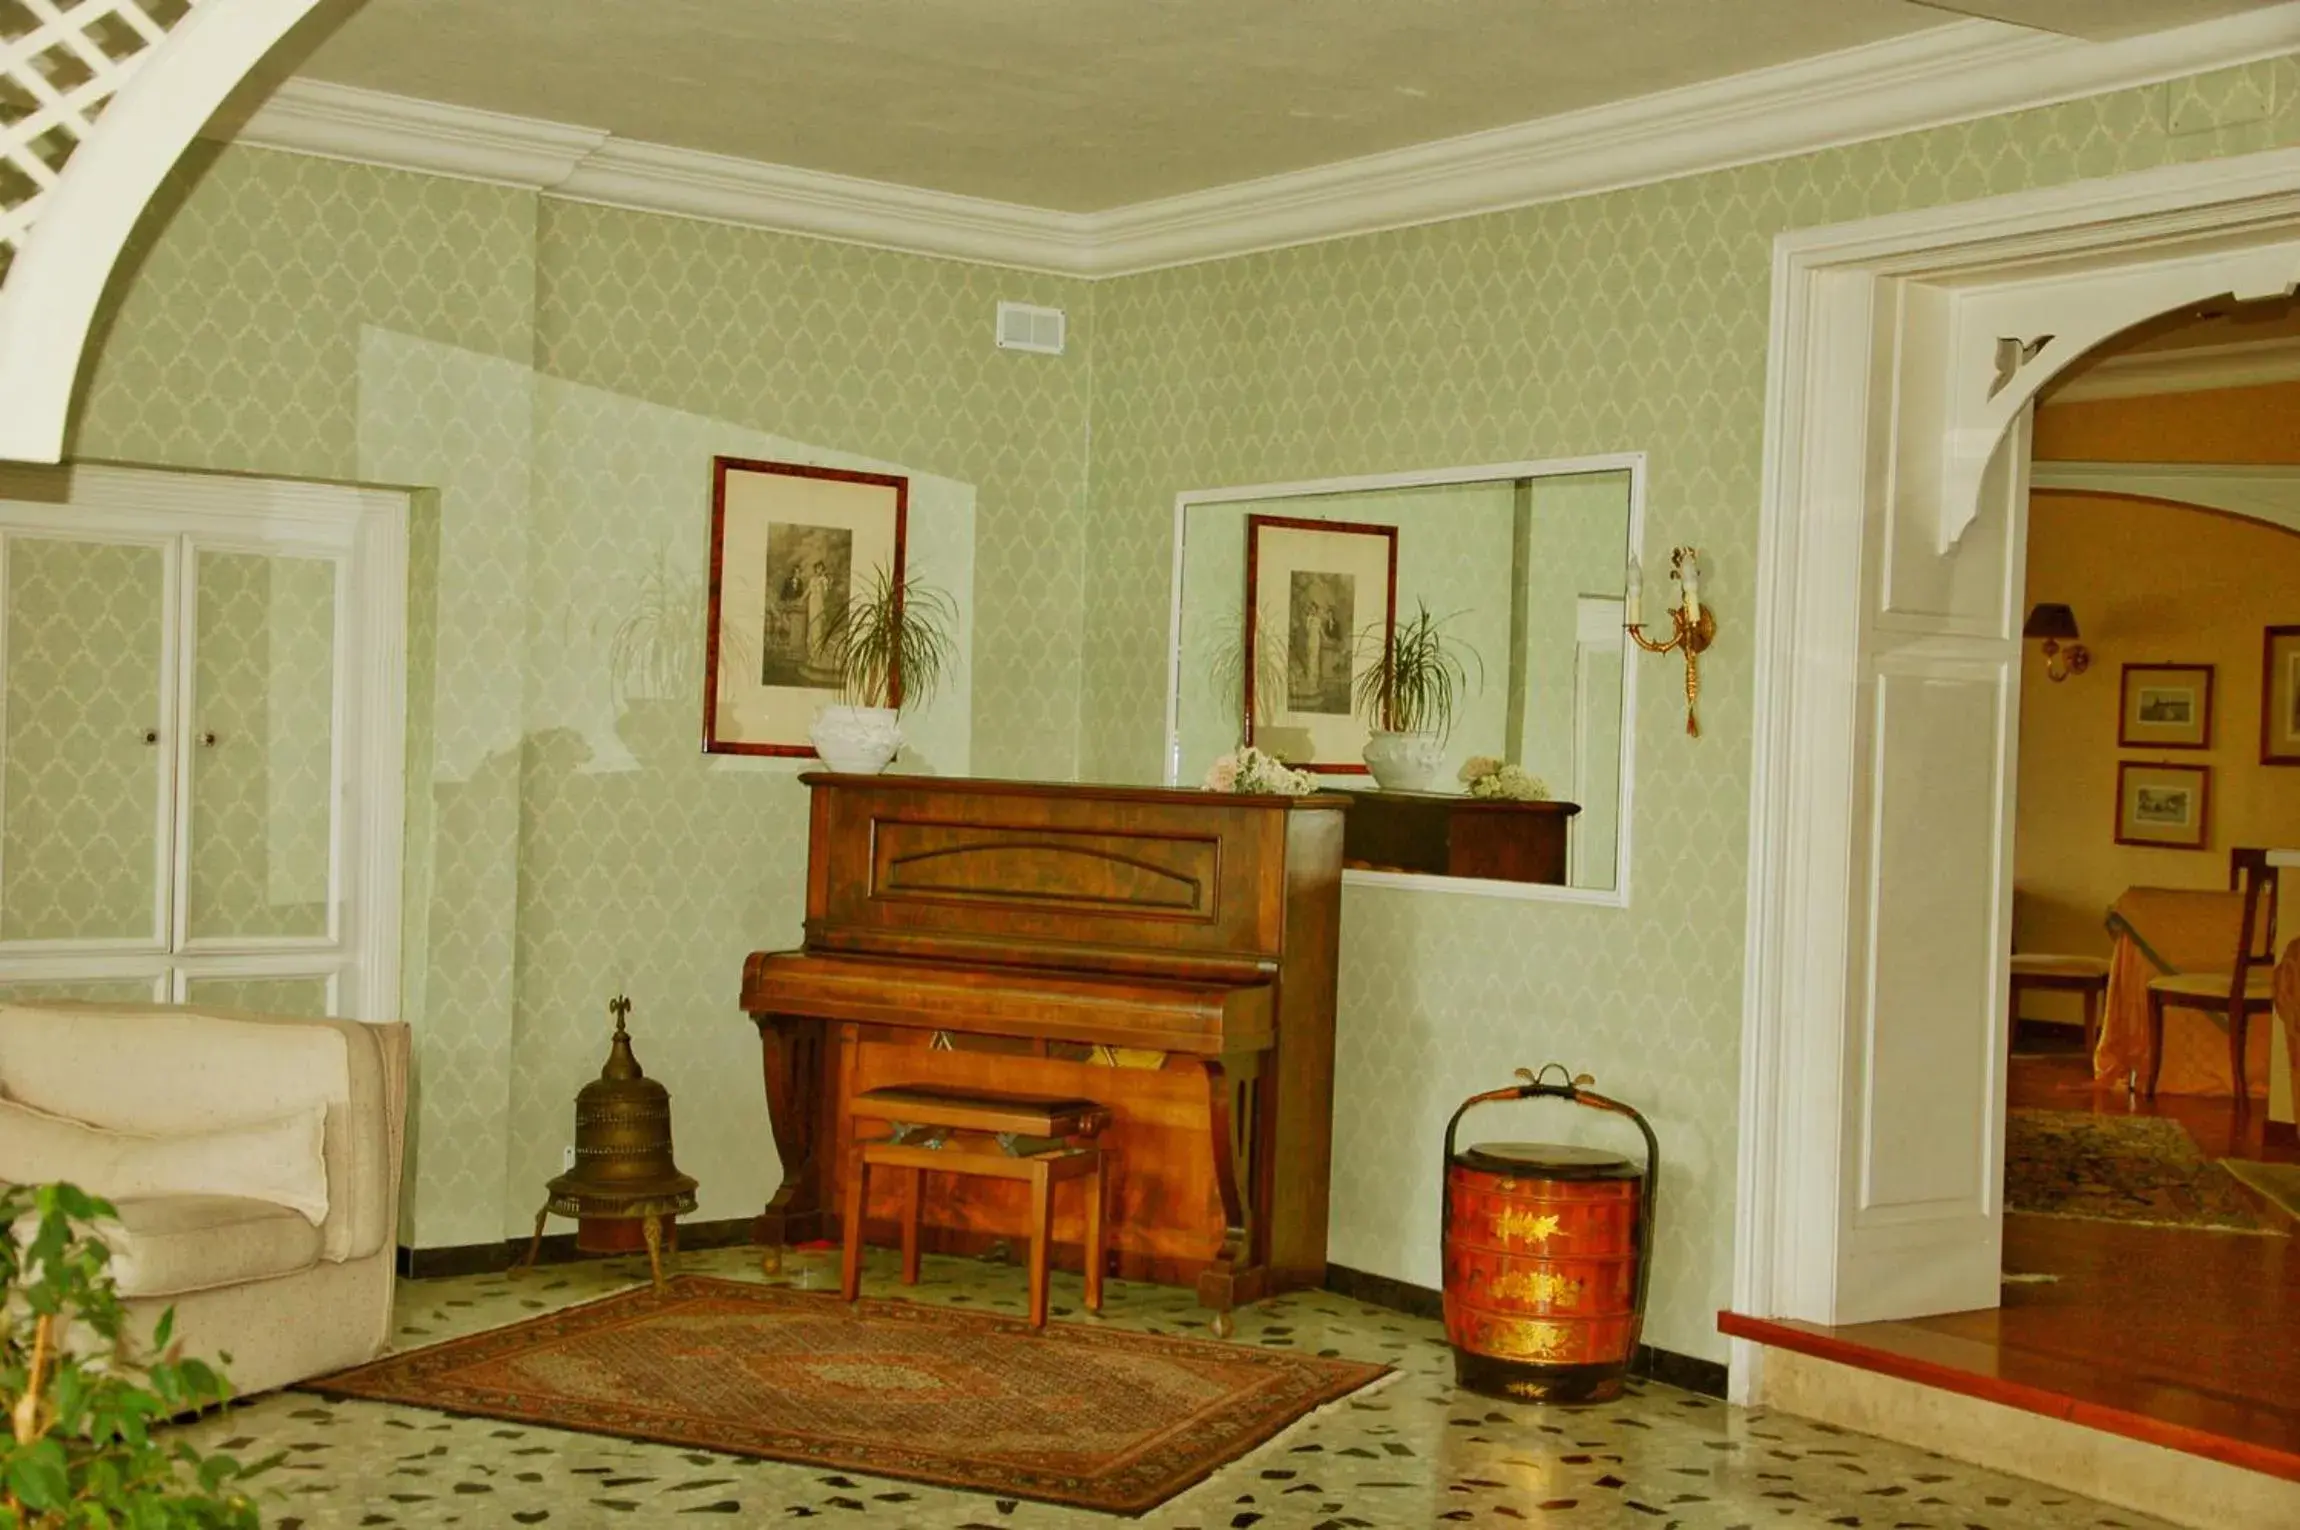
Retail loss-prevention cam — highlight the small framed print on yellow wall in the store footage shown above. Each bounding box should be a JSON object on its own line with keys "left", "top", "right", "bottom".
{"left": 2263, "top": 626, "right": 2300, "bottom": 766}
{"left": 2114, "top": 761, "right": 2210, "bottom": 851}
{"left": 2117, "top": 662, "right": 2212, "bottom": 750}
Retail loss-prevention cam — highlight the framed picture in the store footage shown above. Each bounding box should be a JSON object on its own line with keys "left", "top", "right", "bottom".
{"left": 2114, "top": 761, "right": 2211, "bottom": 851}
{"left": 2117, "top": 662, "right": 2212, "bottom": 750}
{"left": 2263, "top": 626, "right": 2300, "bottom": 766}
{"left": 1243, "top": 514, "right": 1397, "bottom": 773}
{"left": 702, "top": 456, "right": 908, "bottom": 756}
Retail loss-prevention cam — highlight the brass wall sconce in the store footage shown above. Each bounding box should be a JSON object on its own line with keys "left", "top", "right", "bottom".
{"left": 1627, "top": 546, "right": 1717, "bottom": 736}
{"left": 2023, "top": 603, "right": 2090, "bottom": 682}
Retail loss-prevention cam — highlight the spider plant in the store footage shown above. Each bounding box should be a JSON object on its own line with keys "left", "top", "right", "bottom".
{"left": 1352, "top": 601, "right": 1481, "bottom": 739}
{"left": 1206, "top": 610, "right": 1291, "bottom": 731}
{"left": 604, "top": 549, "right": 718, "bottom": 711}
{"left": 824, "top": 569, "right": 960, "bottom": 714}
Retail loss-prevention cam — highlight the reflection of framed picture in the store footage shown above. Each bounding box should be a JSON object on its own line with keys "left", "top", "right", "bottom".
{"left": 2263, "top": 626, "right": 2300, "bottom": 766}
{"left": 1243, "top": 514, "right": 1397, "bottom": 772}
{"left": 2118, "top": 662, "right": 2212, "bottom": 750}
{"left": 703, "top": 456, "right": 907, "bottom": 756}
{"left": 2114, "top": 761, "right": 2210, "bottom": 850}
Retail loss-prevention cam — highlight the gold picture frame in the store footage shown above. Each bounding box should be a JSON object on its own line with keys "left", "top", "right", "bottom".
{"left": 2263, "top": 626, "right": 2300, "bottom": 766}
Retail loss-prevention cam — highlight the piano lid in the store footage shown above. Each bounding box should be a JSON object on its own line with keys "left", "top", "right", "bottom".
{"left": 796, "top": 775, "right": 1347, "bottom": 983}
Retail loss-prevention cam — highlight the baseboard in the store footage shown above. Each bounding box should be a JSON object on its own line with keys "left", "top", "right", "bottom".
{"left": 2266, "top": 1120, "right": 2297, "bottom": 1149}
{"left": 396, "top": 1216, "right": 758, "bottom": 1280}
{"left": 1323, "top": 1261, "right": 1727, "bottom": 1399}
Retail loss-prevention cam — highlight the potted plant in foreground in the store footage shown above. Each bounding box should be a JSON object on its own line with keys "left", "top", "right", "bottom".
{"left": 1, "top": 1182, "right": 275, "bottom": 1526}
{"left": 808, "top": 569, "right": 959, "bottom": 773}
{"left": 1353, "top": 601, "right": 1479, "bottom": 791}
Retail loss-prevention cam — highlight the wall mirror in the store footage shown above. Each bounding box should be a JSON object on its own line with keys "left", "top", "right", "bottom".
{"left": 1164, "top": 455, "right": 1641, "bottom": 903}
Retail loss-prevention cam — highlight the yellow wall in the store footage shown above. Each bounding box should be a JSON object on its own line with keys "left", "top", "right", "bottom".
{"left": 2035, "top": 378, "right": 2300, "bottom": 464}
{"left": 2014, "top": 493, "right": 2300, "bottom": 1000}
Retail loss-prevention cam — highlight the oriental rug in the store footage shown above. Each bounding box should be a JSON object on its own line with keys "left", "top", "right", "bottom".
{"left": 2004, "top": 1109, "right": 2278, "bottom": 1234}
{"left": 304, "top": 1276, "right": 1387, "bottom": 1515}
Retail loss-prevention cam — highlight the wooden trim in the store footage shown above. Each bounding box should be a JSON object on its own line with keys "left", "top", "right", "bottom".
{"left": 1718, "top": 1310, "right": 2300, "bottom": 1483}
{"left": 1241, "top": 513, "right": 1396, "bottom": 772}
{"left": 2117, "top": 662, "right": 2214, "bottom": 751}
{"left": 2113, "top": 760, "right": 2213, "bottom": 852}
{"left": 2264, "top": 625, "right": 2300, "bottom": 766}
{"left": 701, "top": 456, "right": 910, "bottom": 757}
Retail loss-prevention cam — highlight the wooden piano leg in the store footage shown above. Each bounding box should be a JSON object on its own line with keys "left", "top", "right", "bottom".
{"left": 754, "top": 1015, "right": 833, "bottom": 1258}
{"left": 1198, "top": 1049, "right": 1266, "bottom": 1337}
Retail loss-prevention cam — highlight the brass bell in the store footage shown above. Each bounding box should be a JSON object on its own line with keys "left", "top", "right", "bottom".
{"left": 520, "top": 996, "right": 697, "bottom": 1289}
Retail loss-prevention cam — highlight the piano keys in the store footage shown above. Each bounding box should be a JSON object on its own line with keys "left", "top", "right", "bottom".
{"left": 741, "top": 774, "right": 1345, "bottom": 1330}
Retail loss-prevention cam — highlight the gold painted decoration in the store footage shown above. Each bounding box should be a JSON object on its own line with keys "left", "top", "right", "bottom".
{"left": 1490, "top": 1269, "right": 1582, "bottom": 1308}
{"left": 1487, "top": 1320, "right": 1572, "bottom": 1360}
{"left": 1492, "top": 1209, "right": 1564, "bottom": 1246}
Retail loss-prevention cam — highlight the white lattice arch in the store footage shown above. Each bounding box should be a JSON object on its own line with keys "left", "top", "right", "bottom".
{"left": 0, "top": 0, "right": 327, "bottom": 463}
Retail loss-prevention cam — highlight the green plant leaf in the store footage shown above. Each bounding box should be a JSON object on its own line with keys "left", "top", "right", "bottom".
{"left": 5, "top": 1439, "right": 70, "bottom": 1510}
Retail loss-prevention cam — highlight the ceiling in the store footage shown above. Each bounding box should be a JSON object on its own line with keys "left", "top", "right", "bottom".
{"left": 283, "top": 0, "right": 2290, "bottom": 214}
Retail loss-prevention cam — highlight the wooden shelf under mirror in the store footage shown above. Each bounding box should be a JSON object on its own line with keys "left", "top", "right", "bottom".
{"left": 1334, "top": 788, "right": 1580, "bottom": 885}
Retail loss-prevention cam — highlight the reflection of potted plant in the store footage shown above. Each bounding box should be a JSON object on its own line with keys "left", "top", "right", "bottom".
{"left": 1208, "top": 612, "right": 1309, "bottom": 762}
{"left": 2, "top": 1182, "right": 276, "bottom": 1524}
{"left": 808, "top": 570, "right": 959, "bottom": 773}
{"left": 1353, "top": 601, "right": 1478, "bottom": 791}
{"left": 605, "top": 551, "right": 721, "bottom": 763}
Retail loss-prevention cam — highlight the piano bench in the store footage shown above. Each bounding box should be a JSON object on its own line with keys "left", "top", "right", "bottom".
{"left": 843, "top": 1086, "right": 1113, "bottom": 1330}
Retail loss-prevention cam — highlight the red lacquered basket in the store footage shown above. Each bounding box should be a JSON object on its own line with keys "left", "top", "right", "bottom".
{"left": 1440, "top": 1064, "right": 1658, "bottom": 1404}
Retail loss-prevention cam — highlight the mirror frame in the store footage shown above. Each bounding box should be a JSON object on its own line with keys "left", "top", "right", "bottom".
{"left": 1163, "top": 453, "right": 1644, "bottom": 907}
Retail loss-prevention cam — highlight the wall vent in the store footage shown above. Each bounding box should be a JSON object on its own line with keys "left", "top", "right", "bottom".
{"left": 996, "top": 301, "right": 1066, "bottom": 355}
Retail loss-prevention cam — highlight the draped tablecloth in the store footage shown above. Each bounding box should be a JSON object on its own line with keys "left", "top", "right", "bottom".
{"left": 2094, "top": 886, "right": 2272, "bottom": 1096}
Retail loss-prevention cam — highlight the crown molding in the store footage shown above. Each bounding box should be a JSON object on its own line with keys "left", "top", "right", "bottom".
{"left": 551, "top": 139, "right": 1094, "bottom": 275}
{"left": 216, "top": 4, "right": 2300, "bottom": 279}
{"left": 223, "top": 78, "right": 609, "bottom": 189}
{"left": 2030, "top": 459, "right": 2300, "bottom": 535}
{"left": 2045, "top": 336, "right": 2300, "bottom": 401}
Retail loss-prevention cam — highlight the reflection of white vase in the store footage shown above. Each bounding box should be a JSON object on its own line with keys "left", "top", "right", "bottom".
{"left": 1363, "top": 730, "right": 1443, "bottom": 791}
{"left": 810, "top": 705, "right": 902, "bottom": 774}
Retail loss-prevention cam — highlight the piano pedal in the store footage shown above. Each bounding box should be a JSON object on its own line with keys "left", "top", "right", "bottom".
{"left": 980, "top": 1238, "right": 1015, "bottom": 1265}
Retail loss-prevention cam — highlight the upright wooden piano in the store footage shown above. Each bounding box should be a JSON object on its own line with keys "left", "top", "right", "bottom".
{"left": 741, "top": 774, "right": 1345, "bottom": 1329}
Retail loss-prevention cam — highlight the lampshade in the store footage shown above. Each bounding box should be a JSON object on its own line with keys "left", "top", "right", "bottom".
{"left": 2022, "top": 603, "right": 2081, "bottom": 641}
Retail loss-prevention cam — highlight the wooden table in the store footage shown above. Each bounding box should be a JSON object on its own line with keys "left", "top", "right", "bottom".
{"left": 1335, "top": 790, "right": 1581, "bottom": 884}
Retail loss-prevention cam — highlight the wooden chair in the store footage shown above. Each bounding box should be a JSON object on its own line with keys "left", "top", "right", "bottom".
{"left": 2007, "top": 953, "right": 2111, "bottom": 1057}
{"left": 841, "top": 1084, "right": 1110, "bottom": 1329}
{"left": 2146, "top": 848, "right": 2280, "bottom": 1099}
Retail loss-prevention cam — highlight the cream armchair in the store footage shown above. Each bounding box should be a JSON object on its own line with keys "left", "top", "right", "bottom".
{"left": 0, "top": 1002, "right": 409, "bottom": 1396}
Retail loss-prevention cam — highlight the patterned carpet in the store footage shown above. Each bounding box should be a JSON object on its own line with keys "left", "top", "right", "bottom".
{"left": 2004, "top": 1109, "right": 2278, "bottom": 1233}
{"left": 304, "top": 1275, "right": 1387, "bottom": 1514}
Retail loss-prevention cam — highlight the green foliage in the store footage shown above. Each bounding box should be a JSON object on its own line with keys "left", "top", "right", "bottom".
{"left": 0, "top": 1183, "right": 277, "bottom": 1528}
{"left": 1352, "top": 601, "right": 1482, "bottom": 739}
{"left": 824, "top": 570, "right": 960, "bottom": 714}
{"left": 603, "top": 549, "right": 711, "bottom": 712}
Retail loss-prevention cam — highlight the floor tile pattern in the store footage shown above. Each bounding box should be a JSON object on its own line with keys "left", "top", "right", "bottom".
{"left": 175, "top": 1246, "right": 2177, "bottom": 1528}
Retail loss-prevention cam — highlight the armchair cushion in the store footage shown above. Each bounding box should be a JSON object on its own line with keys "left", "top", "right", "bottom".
{"left": 0, "top": 1096, "right": 329, "bottom": 1224}
{"left": 0, "top": 1005, "right": 400, "bottom": 1262}
{"left": 103, "top": 1195, "right": 322, "bottom": 1299}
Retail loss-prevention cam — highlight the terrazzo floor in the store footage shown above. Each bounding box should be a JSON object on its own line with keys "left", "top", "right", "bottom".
{"left": 174, "top": 1244, "right": 2177, "bottom": 1529}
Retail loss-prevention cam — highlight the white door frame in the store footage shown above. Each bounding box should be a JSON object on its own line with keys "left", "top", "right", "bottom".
{"left": 0, "top": 462, "right": 407, "bottom": 1021}
{"left": 1732, "top": 147, "right": 2300, "bottom": 1399}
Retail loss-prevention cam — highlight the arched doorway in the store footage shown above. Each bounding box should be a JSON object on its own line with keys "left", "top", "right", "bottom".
{"left": 1734, "top": 145, "right": 2300, "bottom": 1380}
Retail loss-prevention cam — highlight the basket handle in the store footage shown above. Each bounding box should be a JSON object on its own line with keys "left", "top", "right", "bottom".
{"left": 1439, "top": 1065, "right": 1661, "bottom": 1350}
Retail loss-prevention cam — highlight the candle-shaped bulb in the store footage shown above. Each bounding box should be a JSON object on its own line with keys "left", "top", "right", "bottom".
{"left": 1624, "top": 557, "right": 1644, "bottom": 627}
{"left": 1680, "top": 547, "right": 1702, "bottom": 625}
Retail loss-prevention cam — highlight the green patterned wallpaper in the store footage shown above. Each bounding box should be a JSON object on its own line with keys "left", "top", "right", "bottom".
{"left": 45, "top": 54, "right": 2300, "bottom": 1355}
{"left": 1079, "top": 57, "right": 2300, "bottom": 1361}
{"left": 1, "top": 536, "right": 164, "bottom": 942}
